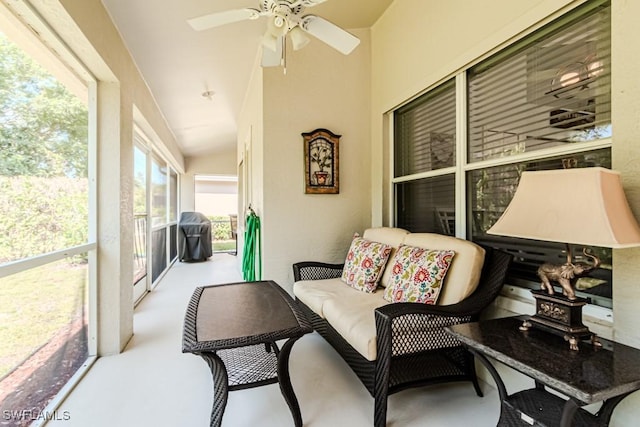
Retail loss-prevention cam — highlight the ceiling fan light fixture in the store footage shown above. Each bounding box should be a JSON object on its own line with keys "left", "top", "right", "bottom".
{"left": 261, "top": 32, "right": 279, "bottom": 52}
{"left": 290, "top": 26, "right": 310, "bottom": 50}
{"left": 273, "top": 14, "right": 286, "bottom": 29}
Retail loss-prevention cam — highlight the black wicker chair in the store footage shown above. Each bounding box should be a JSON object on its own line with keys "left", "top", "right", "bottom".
{"left": 293, "top": 245, "right": 512, "bottom": 427}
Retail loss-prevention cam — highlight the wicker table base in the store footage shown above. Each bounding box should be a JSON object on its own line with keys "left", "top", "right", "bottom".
{"left": 199, "top": 339, "right": 303, "bottom": 427}
{"left": 182, "top": 281, "right": 312, "bottom": 427}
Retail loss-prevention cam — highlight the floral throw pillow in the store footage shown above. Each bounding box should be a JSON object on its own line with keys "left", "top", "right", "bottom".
{"left": 341, "top": 236, "right": 393, "bottom": 293}
{"left": 383, "top": 245, "right": 455, "bottom": 304}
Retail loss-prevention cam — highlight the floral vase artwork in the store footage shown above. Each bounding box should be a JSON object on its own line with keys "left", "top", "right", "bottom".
{"left": 302, "top": 128, "right": 340, "bottom": 194}
{"left": 314, "top": 170, "right": 329, "bottom": 185}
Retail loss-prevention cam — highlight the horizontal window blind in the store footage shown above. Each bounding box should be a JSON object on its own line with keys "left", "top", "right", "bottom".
{"left": 396, "top": 175, "right": 455, "bottom": 234}
{"left": 468, "top": 3, "right": 611, "bottom": 163}
{"left": 394, "top": 79, "right": 456, "bottom": 177}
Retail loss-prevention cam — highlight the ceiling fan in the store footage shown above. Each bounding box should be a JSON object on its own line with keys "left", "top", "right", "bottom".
{"left": 187, "top": 0, "right": 360, "bottom": 68}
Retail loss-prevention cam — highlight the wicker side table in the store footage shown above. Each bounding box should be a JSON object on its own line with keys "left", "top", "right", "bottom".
{"left": 183, "top": 281, "right": 312, "bottom": 427}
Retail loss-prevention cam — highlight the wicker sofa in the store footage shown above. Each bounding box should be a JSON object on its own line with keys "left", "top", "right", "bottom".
{"left": 292, "top": 227, "right": 512, "bottom": 427}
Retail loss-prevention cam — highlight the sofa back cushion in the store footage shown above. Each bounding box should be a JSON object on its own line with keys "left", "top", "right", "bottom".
{"left": 383, "top": 246, "right": 455, "bottom": 304}
{"left": 401, "top": 233, "right": 485, "bottom": 305}
{"left": 341, "top": 236, "right": 393, "bottom": 293}
{"left": 362, "top": 227, "right": 410, "bottom": 288}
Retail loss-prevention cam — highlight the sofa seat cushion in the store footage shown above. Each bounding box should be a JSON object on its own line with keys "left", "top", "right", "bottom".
{"left": 293, "top": 278, "right": 360, "bottom": 318}
{"left": 322, "top": 290, "right": 388, "bottom": 361}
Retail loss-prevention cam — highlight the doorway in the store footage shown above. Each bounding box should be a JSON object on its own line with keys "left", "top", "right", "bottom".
{"left": 194, "top": 175, "right": 238, "bottom": 254}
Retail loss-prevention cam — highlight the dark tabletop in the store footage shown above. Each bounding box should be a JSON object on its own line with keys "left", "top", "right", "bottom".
{"left": 447, "top": 316, "right": 640, "bottom": 404}
{"left": 183, "top": 281, "right": 312, "bottom": 353}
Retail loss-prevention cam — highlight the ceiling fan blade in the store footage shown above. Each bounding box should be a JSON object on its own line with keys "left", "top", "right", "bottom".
{"left": 299, "top": 15, "right": 360, "bottom": 55}
{"left": 261, "top": 38, "right": 283, "bottom": 67}
{"left": 289, "top": 0, "right": 328, "bottom": 7}
{"left": 187, "top": 8, "right": 261, "bottom": 31}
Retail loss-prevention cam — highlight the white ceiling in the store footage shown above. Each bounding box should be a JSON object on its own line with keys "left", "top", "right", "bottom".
{"left": 101, "top": 0, "right": 394, "bottom": 157}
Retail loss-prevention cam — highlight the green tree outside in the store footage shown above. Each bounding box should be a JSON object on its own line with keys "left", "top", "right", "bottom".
{"left": 0, "top": 32, "right": 88, "bottom": 263}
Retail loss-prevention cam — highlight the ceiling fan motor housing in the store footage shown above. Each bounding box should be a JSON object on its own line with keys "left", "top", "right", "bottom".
{"left": 264, "top": 0, "right": 307, "bottom": 31}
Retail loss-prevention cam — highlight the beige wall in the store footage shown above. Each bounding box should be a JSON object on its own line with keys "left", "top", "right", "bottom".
{"left": 238, "top": 29, "right": 373, "bottom": 293}
{"left": 611, "top": 0, "right": 640, "bottom": 349}
{"left": 29, "top": 0, "right": 184, "bottom": 355}
{"left": 264, "top": 28, "right": 372, "bottom": 293}
{"left": 372, "top": 0, "right": 640, "bottom": 423}
{"left": 236, "top": 55, "right": 265, "bottom": 269}
{"left": 238, "top": 58, "right": 265, "bottom": 212}
{"left": 610, "top": 4, "right": 640, "bottom": 418}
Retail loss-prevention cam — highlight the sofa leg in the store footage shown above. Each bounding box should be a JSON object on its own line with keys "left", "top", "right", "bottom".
{"left": 373, "top": 389, "right": 388, "bottom": 427}
{"left": 373, "top": 363, "right": 390, "bottom": 427}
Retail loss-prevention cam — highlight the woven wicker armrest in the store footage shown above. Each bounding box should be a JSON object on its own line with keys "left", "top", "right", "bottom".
{"left": 375, "top": 300, "right": 477, "bottom": 321}
{"left": 293, "top": 261, "right": 344, "bottom": 282}
{"left": 375, "top": 302, "right": 475, "bottom": 357}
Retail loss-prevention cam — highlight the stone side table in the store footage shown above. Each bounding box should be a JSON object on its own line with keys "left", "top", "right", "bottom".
{"left": 447, "top": 316, "right": 640, "bottom": 427}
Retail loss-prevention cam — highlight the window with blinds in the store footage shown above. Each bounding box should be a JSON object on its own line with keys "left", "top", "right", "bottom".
{"left": 394, "top": 79, "right": 456, "bottom": 177}
{"left": 392, "top": 1, "right": 613, "bottom": 306}
{"left": 394, "top": 80, "right": 456, "bottom": 234}
{"left": 468, "top": 2, "right": 611, "bottom": 162}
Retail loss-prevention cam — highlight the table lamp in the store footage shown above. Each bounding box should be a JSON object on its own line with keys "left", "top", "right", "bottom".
{"left": 487, "top": 167, "right": 640, "bottom": 350}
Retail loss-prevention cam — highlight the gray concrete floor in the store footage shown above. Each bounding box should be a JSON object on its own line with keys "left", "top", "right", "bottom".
{"left": 49, "top": 253, "right": 500, "bottom": 426}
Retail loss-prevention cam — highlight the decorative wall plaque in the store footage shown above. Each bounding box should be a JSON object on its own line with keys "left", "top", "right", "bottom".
{"left": 302, "top": 128, "right": 340, "bottom": 194}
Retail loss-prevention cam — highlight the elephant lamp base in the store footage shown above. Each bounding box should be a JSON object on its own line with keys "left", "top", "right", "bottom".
{"left": 519, "top": 290, "right": 602, "bottom": 351}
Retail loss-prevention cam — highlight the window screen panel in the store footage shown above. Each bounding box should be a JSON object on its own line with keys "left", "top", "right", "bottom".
{"left": 169, "top": 168, "right": 178, "bottom": 222}
{"left": 151, "top": 156, "right": 167, "bottom": 227}
{"left": 394, "top": 80, "right": 456, "bottom": 177}
{"left": 468, "top": 3, "right": 611, "bottom": 163}
{"left": 152, "top": 227, "right": 167, "bottom": 283}
{"left": 396, "top": 174, "right": 455, "bottom": 235}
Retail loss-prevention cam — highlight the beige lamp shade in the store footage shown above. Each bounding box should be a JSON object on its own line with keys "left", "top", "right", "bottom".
{"left": 487, "top": 167, "right": 640, "bottom": 248}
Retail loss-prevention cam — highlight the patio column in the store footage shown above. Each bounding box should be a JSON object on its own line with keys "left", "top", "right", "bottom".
{"left": 96, "top": 81, "right": 134, "bottom": 355}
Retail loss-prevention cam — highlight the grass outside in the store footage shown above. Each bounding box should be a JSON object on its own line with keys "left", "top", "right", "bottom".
{"left": 213, "top": 239, "right": 236, "bottom": 253}
{"left": 0, "top": 259, "right": 87, "bottom": 379}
